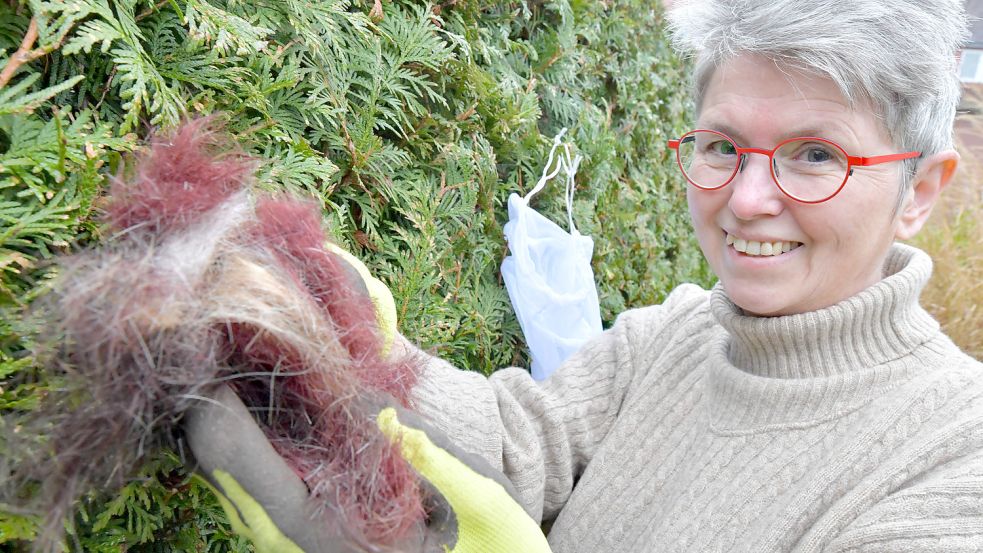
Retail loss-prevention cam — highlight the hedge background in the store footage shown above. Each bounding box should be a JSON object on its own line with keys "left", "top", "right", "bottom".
{"left": 0, "top": 0, "right": 711, "bottom": 549}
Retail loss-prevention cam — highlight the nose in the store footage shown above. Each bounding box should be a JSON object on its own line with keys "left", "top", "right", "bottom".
{"left": 727, "top": 153, "right": 785, "bottom": 220}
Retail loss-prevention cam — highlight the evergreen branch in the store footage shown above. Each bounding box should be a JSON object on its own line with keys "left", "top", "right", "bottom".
{"left": 258, "top": 141, "right": 340, "bottom": 195}
{"left": 0, "top": 17, "right": 39, "bottom": 89}
{"left": 0, "top": 73, "right": 84, "bottom": 115}
{"left": 61, "top": 18, "right": 121, "bottom": 56}
{"left": 185, "top": 0, "right": 272, "bottom": 56}
{"left": 0, "top": 6, "right": 79, "bottom": 90}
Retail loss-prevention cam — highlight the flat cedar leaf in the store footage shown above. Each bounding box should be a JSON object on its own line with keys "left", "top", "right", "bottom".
{"left": 0, "top": 355, "right": 31, "bottom": 379}
{"left": 0, "top": 381, "right": 43, "bottom": 410}
{"left": 0, "top": 510, "right": 41, "bottom": 543}
{"left": 185, "top": 0, "right": 273, "bottom": 56}
{"left": 0, "top": 75, "right": 84, "bottom": 116}
{"left": 62, "top": 18, "right": 122, "bottom": 55}
{"left": 261, "top": 142, "right": 340, "bottom": 194}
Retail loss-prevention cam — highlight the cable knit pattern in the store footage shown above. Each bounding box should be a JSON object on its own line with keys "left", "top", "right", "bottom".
{"left": 409, "top": 243, "right": 983, "bottom": 552}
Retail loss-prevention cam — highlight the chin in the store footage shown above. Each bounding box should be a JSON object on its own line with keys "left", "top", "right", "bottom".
{"left": 723, "top": 284, "right": 799, "bottom": 317}
{"left": 732, "top": 299, "right": 788, "bottom": 317}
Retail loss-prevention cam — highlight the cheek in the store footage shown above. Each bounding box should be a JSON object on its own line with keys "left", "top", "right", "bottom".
{"left": 686, "top": 188, "right": 702, "bottom": 225}
{"left": 807, "top": 180, "right": 899, "bottom": 248}
{"left": 686, "top": 191, "right": 713, "bottom": 252}
{"left": 795, "top": 189, "right": 898, "bottom": 277}
{"left": 687, "top": 187, "right": 724, "bottom": 233}
{"left": 687, "top": 188, "right": 729, "bottom": 267}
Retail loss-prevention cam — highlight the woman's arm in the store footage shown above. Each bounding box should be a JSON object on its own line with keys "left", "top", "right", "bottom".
{"left": 402, "top": 284, "right": 708, "bottom": 523}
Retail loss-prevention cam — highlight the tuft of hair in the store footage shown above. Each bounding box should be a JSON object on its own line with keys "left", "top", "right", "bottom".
{"left": 3, "top": 205, "right": 240, "bottom": 551}
{"left": 667, "top": 0, "right": 969, "bottom": 199}
{"left": 106, "top": 117, "right": 254, "bottom": 234}
{"left": 2, "top": 121, "right": 425, "bottom": 552}
{"left": 251, "top": 197, "right": 419, "bottom": 404}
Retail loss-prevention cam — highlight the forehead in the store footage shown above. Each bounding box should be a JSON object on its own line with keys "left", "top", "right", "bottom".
{"left": 696, "top": 55, "right": 888, "bottom": 145}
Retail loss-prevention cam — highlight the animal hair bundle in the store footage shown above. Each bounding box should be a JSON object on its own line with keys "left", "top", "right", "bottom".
{"left": 1, "top": 119, "right": 427, "bottom": 552}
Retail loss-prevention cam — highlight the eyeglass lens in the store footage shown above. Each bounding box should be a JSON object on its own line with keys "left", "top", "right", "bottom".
{"left": 676, "top": 131, "right": 849, "bottom": 202}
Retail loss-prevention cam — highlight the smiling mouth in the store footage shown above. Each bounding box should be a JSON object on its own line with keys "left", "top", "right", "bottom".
{"left": 725, "top": 232, "right": 803, "bottom": 257}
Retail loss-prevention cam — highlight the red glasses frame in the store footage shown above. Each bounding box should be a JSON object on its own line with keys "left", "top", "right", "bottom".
{"left": 667, "top": 129, "right": 921, "bottom": 204}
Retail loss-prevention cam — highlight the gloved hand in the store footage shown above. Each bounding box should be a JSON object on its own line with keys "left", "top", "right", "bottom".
{"left": 377, "top": 408, "right": 553, "bottom": 553}
{"left": 185, "top": 385, "right": 552, "bottom": 553}
{"left": 184, "top": 385, "right": 360, "bottom": 553}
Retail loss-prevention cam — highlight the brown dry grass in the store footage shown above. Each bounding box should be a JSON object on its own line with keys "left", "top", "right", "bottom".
{"left": 910, "top": 181, "right": 983, "bottom": 360}
{"left": 909, "top": 89, "right": 983, "bottom": 361}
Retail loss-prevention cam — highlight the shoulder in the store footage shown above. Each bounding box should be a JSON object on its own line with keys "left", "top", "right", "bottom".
{"left": 916, "top": 335, "right": 983, "bottom": 401}
{"left": 607, "top": 282, "right": 719, "bottom": 371}
{"left": 613, "top": 282, "right": 712, "bottom": 330}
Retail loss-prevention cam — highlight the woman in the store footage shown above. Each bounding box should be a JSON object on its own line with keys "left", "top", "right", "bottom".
{"left": 402, "top": 0, "right": 983, "bottom": 550}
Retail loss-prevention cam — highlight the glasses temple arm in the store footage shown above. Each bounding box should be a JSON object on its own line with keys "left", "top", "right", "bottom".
{"left": 850, "top": 151, "right": 921, "bottom": 166}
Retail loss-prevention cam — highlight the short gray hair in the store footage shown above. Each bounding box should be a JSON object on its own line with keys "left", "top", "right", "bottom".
{"left": 667, "top": 0, "right": 969, "bottom": 199}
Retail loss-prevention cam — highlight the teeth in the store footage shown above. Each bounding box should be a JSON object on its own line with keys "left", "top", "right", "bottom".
{"left": 726, "top": 233, "right": 801, "bottom": 257}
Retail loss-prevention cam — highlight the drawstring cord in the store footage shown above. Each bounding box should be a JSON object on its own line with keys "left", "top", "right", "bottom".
{"left": 524, "top": 128, "right": 583, "bottom": 235}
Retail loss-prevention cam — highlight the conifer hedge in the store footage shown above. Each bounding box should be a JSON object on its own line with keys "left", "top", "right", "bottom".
{"left": 0, "top": 0, "right": 711, "bottom": 548}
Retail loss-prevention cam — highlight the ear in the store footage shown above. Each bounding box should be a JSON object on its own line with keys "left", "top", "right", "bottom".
{"left": 894, "top": 149, "right": 959, "bottom": 240}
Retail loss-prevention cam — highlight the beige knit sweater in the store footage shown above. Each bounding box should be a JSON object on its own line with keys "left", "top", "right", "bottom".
{"left": 408, "top": 243, "right": 983, "bottom": 552}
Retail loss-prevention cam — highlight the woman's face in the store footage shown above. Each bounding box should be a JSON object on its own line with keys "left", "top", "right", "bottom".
{"left": 688, "top": 54, "right": 908, "bottom": 316}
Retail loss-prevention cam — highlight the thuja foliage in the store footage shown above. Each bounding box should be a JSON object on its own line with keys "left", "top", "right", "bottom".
{"left": 0, "top": 0, "right": 711, "bottom": 548}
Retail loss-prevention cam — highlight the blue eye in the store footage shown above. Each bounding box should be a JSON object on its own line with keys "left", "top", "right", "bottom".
{"left": 805, "top": 148, "right": 832, "bottom": 163}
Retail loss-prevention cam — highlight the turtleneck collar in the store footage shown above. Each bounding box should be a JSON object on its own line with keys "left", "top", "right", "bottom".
{"left": 703, "top": 243, "right": 949, "bottom": 434}
{"left": 710, "top": 243, "right": 940, "bottom": 379}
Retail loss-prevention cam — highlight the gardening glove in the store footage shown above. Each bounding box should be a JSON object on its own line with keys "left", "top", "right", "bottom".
{"left": 186, "top": 385, "right": 546, "bottom": 553}
{"left": 377, "top": 408, "right": 554, "bottom": 553}
{"left": 184, "top": 384, "right": 361, "bottom": 553}
{"left": 326, "top": 242, "right": 399, "bottom": 356}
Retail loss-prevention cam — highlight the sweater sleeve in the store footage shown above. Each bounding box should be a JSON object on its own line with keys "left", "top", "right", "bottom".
{"left": 822, "top": 448, "right": 983, "bottom": 553}
{"left": 405, "top": 283, "right": 708, "bottom": 522}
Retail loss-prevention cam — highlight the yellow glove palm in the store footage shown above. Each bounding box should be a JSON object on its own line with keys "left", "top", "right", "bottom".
{"left": 197, "top": 470, "right": 305, "bottom": 553}
{"left": 377, "top": 408, "right": 553, "bottom": 553}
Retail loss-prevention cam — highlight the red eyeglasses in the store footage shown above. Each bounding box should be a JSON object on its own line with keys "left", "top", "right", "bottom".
{"left": 668, "top": 130, "right": 920, "bottom": 204}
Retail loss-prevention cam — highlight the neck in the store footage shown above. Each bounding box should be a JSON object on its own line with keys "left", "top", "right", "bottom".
{"left": 710, "top": 243, "right": 939, "bottom": 379}
{"left": 702, "top": 243, "right": 952, "bottom": 433}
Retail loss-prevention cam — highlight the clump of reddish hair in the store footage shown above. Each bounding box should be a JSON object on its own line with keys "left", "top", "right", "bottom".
{"left": 2, "top": 120, "right": 425, "bottom": 552}
{"left": 107, "top": 117, "right": 254, "bottom": 233}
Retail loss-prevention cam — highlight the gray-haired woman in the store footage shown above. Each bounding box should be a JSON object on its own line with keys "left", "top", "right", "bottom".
{"left": 399, "top": 0, "right": 983, "bottom": 550}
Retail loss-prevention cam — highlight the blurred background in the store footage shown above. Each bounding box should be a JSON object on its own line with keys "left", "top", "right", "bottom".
{"left": 911, "top": 0, "right": 983, "bottom": 360}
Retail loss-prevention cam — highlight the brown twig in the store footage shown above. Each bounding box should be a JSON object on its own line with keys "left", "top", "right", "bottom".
{"left": 135, "top": 0, "right": 171, "bottom": 22}
{"left": 0, "top": 17, "right": 41, "bottom": 89}
{"left": 92, "top": 66, "right": 118, "bottom": 112}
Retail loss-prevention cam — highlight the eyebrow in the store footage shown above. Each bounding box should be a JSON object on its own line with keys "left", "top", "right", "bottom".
{"left": 699, "top": 122, "right": 748, "bottom": 143}
{"left": 698, "top": 122, "right": 850, "bottom": 146}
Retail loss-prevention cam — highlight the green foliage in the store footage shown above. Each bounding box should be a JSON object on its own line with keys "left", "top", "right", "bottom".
{"left": 70, "top": 453, "right": 250, "bottom": 552}
{"left": 0, "top": 0, "right": 709, "bottom": 548}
